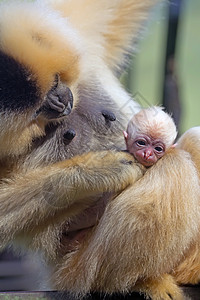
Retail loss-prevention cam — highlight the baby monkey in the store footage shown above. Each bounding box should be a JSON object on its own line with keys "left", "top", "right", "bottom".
{"left": 124, "top": 107, "right": 177, "bottom": 167}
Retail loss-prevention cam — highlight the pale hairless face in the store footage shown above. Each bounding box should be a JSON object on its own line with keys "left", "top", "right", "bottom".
{"left": 127, "top": 134, "right": 166, "bottom": 167}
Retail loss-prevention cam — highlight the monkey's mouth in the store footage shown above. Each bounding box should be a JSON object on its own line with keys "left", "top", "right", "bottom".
{"left": 140, "top": 159, "right": 154, "bottom": 167}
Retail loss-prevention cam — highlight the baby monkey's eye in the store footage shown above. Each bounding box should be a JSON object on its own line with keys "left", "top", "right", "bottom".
{"left": 136, "top": 140, "right": 146, "bottom": 146}
{"left": 155, "top": 146, "right": 164, "bottom": 152}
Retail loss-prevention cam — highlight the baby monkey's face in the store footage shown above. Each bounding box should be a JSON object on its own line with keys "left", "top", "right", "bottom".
{"left": 128, "top": 134, "right": 165, "bottom": 167}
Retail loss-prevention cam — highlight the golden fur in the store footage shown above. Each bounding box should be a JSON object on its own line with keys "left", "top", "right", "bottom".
{"left": 0, "top": 151, "right": 143, "bottom": 247}
{"left": 0, "top": 1, "right": 200, "bottom": 300}
{"left": 177, "top": 127, "right": 200, "bottom": 175}
{"left": 0, "top": 1, "right": 80, "bottom": 90}
{"left": 171, "top": 127, "right": 200, "bottom": 285}
{"left": 55, "top": 147, "right": 200, "bottom": 299}
{"left": 0, "top": 0, "right": 80, "bottom": 158}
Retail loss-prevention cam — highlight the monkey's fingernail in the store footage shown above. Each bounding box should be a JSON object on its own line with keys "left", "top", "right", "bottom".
{"left": 66, "top": 87, "right": 74, "bottom": 107}
{"left": 63, "top": 129, "right": 76, "bottom": 141}
{"left": 102, "top": 110, "right": 116, "bottom": 121}
{"left": 62, "top": 102, "right": 73, "bottom": 116}
{"left": 120, "top": 159, "right": 133, "bottom": 165}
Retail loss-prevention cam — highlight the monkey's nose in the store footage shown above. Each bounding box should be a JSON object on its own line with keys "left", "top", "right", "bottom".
{"left": 102, "top": 110, "right": 116, "bottom": 121}
{"left": 144, "top": 150, "right": 153, "bottom": 159}
{"left": 63, "top": 129, "right": 76, "bottom": 141}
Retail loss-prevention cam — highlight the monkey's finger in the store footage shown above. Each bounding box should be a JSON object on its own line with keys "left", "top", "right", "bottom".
{"left": 62, "top": 101, "right": 73, "bottom": 116}
{"left": 48, "top": 95, "right": 66, "bottom": 112}
{"left": 62, "top": 87, "right": 73, "bottom": 106}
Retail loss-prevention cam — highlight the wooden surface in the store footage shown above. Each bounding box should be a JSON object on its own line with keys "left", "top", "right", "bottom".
{"left": 0, "top": 287, "right": 200, "bottom": 300}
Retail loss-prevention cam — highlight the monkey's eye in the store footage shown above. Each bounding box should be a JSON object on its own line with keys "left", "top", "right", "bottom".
{"left": 155, "top": 146, "right": 164, "bottom": 152}
{"left": 136, "top": 140, "right": 146, "bottom": 146}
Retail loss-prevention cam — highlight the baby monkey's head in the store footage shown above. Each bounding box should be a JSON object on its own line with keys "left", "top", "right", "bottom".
{"left": 124, "top": 107, "right": 177, "bottom": 167}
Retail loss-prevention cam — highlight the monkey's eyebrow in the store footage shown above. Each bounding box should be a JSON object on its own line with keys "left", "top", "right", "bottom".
{"left": 102, "top": 110, "right": 116, "bottom": 121}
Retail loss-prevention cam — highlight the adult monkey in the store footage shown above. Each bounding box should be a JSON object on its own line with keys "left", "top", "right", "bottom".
{"left": 0, "top": 1, "right": 199, "bottom": 300}
{"left": 0, "top": 0, "right": 140, "bottom": 243}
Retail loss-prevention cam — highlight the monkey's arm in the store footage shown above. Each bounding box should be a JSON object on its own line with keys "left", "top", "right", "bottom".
{"left": 0, "top": 151, "right": 144, "bottom": 247}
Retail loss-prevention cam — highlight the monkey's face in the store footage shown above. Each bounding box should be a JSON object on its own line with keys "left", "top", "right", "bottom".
{"left": 128, "top": 135, "right": 166, "bottom": 167}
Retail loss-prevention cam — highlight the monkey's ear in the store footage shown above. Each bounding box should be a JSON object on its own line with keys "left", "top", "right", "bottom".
{"left": 123, "top": 131, "right": 128, "bottom": 140}
{"left": 45, "top": 0, "right": 157, "bottom": 73}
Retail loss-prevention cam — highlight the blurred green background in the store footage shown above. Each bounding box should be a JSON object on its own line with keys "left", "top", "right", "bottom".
{"left": 122, "top": 0, "right": 200, "bottom": 134}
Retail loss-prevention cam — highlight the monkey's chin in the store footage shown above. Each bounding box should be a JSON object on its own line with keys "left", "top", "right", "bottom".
{"left": 142, "top": 161, "right": 154, "bottom": 167}
{"left": 137, "top": 158, "right": 155, "bottom": 168}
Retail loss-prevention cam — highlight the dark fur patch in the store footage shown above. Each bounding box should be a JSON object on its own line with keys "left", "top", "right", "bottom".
{"left": 0, "top": 51, "right": 41, "bottom": 111}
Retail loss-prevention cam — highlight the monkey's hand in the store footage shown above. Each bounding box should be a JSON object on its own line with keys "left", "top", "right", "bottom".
{"left": 0, "top": 151, "right": 144, "bottom": 245}
{"left": 36, "top": 75, "right": 73, "bottom": 121}
{"left": 55, "top": 150, "right": 145, "bottom": 196}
